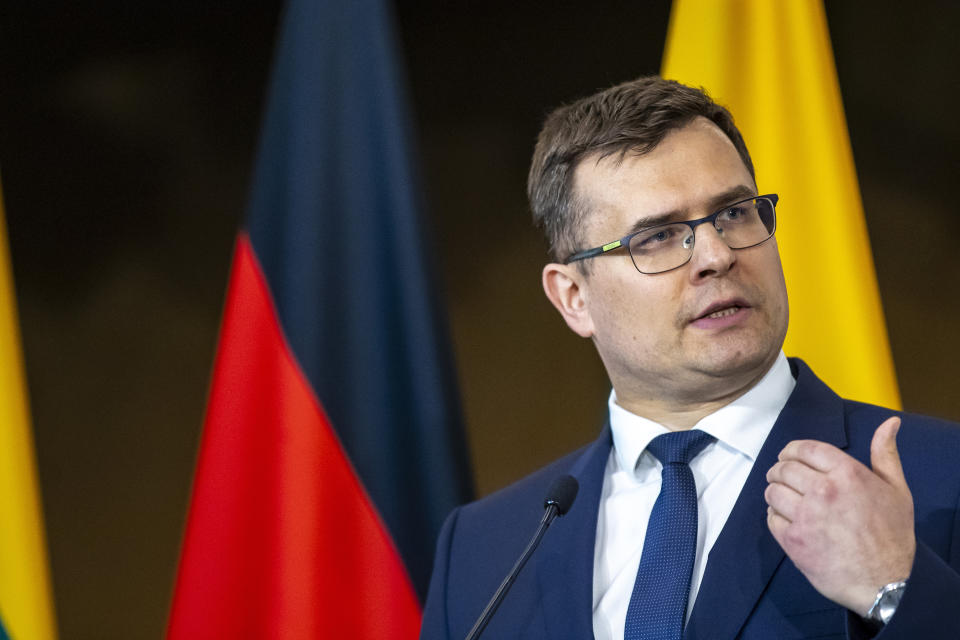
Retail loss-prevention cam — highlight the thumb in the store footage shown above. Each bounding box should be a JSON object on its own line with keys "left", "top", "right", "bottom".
{"left": 870, "top": 416, "right": 905, "bottom": 487}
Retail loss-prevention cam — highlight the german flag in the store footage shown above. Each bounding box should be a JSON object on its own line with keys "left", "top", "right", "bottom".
{"left": 166, "top": 0, "right": 473, "bottom": 637}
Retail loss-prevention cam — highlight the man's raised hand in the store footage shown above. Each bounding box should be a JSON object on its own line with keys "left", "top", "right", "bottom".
{"left": 765, "top": 417, "right": 915, "bottom": 615}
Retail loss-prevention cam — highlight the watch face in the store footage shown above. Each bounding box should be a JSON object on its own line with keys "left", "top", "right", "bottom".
{"left": 876, "top": 582, "right": 907, "bottom": 625}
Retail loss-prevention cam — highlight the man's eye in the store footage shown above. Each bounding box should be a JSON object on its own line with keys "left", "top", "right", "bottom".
{"left": 721, "top": 205, "right": 756, "bottom": 223}
{"left": 640, "top": 230, "right": 668, "bottom": 245}
{"left": 636, "top": 227, "right": 678, "bottom": 250}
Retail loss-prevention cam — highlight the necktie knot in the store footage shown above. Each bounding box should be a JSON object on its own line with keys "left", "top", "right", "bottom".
{"left": 646, "top": 429, "right": 715, "bottom": 466}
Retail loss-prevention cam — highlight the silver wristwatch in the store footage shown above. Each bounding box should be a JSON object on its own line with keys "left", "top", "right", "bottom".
{"left": 865, "top": 580, "right": 907, "bottom": 625}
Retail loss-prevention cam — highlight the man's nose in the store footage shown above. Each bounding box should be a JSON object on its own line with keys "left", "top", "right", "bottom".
{"left": 689, "top": 223, "right": 736, "bottom": 280}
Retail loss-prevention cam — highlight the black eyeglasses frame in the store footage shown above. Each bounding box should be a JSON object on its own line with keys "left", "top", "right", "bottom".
{"left": 563, "top": 193, "right": 779, "bottom": 274}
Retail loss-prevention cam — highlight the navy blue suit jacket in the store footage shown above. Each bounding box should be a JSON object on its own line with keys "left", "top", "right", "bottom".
{"left": 421, "top": 360, "right": 960, "bottom": 639}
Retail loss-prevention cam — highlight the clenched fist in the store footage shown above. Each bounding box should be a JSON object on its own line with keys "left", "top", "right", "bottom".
{"left": 765, "top": 416, "right": 915, "bottom": 615}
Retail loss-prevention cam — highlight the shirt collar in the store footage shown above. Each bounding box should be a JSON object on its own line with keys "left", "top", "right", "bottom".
{"left": 608, "top": 351, "right": 796, "bottom": 474}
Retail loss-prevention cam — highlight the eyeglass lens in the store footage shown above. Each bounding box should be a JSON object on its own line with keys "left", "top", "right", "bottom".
{"left": 628, "top": 197, "right": 776, "bottom": 274}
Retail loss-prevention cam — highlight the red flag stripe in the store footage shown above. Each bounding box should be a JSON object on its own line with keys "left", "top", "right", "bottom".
{"left": 167, "top": 233, "right": 421, "bottom": 639}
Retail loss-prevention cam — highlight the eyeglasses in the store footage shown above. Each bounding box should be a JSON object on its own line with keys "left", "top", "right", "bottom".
{"left": 564, "top": 194, "right": 779, "bottom": 274}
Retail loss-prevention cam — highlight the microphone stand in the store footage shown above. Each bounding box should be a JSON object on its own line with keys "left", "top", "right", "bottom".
{"left": 464, "top": 503, "right": 560, "bottom": 640}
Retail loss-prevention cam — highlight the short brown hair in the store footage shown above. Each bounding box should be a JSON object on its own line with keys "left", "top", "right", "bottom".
{"left": 527, "top": 76, "right": 755, "bottom": 263}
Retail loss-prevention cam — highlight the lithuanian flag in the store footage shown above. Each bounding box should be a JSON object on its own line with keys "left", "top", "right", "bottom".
{"left": 663, "top": 0, "right": 900, "bottom": 408}
{"left": 0, "top": 180, "right": 58, "bottom": 639}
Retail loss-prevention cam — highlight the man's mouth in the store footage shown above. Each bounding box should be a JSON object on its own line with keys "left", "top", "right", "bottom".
{"left": 692, "top": 299, "right": 751, "bottom": 323}
{"left": 704, "top": 306, "right": 741, "bottom": 319}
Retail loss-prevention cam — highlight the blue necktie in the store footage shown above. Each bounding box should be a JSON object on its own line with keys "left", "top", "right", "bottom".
{"left": 624, "top": 429, "right": 715, "bottom": 640}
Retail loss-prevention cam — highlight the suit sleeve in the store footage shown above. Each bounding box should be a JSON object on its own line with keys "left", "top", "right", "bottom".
{"left": 420, "top": 507, "right": 461, "bottom": 640}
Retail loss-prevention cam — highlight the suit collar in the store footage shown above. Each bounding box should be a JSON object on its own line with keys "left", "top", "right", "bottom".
{"left": 684, "top": 358, "right": 847, "bottom": 639}
{"left": 536, "top": 424, "right": 613, "bottom": 639}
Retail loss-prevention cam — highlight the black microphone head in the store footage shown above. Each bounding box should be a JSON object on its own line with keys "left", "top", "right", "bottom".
{"left": 544, "top": 475, "right": 579, "bottom": 515}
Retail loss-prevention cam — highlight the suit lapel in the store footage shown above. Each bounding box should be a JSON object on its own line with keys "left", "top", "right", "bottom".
{"left": 537, "top": 425, "right": 613, "bottom": 640}
{"left": 684, "top": 360, "right": 848, "bottom": 640}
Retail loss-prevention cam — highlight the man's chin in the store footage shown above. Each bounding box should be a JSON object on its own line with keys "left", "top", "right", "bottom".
{"left": 690, "top": 343, "right": 780, "bottom": 382}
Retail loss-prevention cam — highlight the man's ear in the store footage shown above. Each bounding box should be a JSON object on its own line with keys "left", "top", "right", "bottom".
{"left": 542, "top": 262, "right": 595, "bottom": 338}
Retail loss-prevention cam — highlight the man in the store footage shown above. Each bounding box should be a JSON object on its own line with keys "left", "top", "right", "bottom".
{"left": 420, "top": 77, "right": 960, "bottom": 639}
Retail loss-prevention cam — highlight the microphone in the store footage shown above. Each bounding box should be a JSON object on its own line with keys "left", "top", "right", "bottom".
{"left": 464, "top": 475, "right": 579, "bottom": 640}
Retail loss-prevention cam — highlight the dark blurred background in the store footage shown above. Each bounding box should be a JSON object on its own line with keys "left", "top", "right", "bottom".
{"left": 0, "top": 2, "right": 958, "bottom": 638}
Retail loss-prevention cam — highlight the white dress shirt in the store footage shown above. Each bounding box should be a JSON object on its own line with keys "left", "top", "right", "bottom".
{"left": 591, "top": 352, "right": 796, "bottom": 640}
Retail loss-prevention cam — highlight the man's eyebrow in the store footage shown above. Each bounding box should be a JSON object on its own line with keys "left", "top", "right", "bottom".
{"left": 625, "top": 185, "right": 758, "bottom": 234}
{"left": 626, "top": 210, "right": 682, "bottom": 234}
{"left": 705, "top": 185, "right": 758, "bottom": 211}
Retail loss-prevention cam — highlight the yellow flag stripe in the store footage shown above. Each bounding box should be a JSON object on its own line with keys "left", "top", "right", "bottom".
{"left": 0, "top": 180, "right": 58, "bottom": 640}
{"left": 662, "top": 0, "right": 900, "bottom": 408}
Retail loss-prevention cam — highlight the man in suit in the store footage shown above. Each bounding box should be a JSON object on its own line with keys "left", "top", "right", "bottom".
{"left": 420, "top": 77, "right": 960, "bottom": 639}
